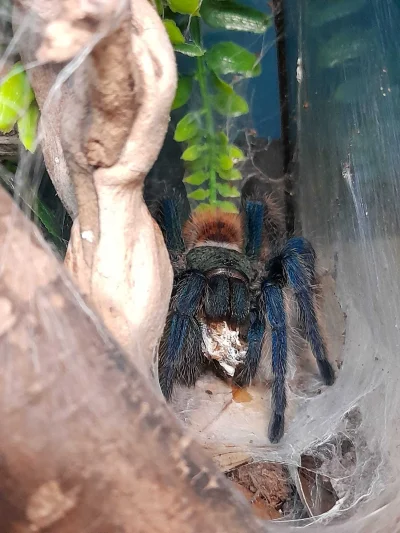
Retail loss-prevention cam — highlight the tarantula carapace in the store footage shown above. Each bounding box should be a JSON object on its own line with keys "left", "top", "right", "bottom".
{"left": 155, "top": 188, "right": 335, "bottom": 443}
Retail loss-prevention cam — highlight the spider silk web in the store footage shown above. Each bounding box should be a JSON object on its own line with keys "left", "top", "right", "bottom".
{"left": 1, "top": 0, "right": 400, "bottom": 530}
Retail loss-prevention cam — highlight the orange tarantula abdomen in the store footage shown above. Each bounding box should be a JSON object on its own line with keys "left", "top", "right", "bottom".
{"left": 183, "top": 208, "right": 244, "bottom": 251}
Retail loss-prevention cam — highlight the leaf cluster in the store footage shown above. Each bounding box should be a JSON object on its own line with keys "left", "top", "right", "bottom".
{"left": 159, "top": 0, "right": 270, "bottom": 212}
{"left": 0, "top": 62, "right": 39, "bottom": 152}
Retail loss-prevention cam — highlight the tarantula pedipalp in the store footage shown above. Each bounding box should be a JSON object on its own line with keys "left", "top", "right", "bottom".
{"left": 156, "top": 191, "right": 335, "bottom": 444}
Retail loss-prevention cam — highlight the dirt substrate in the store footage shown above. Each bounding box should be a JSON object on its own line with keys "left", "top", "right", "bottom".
{"left": 226, "top": 458, "right": 339, "bottom": 521}
{"left": 226, "top": 462, "right": 292, "bottom": 520}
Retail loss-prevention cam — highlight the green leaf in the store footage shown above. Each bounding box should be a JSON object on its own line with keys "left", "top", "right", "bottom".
{"left": 333, "top": 77, "right": 390, "bottom": 104}
{"left": 214, "top": 143, "right": 229, "bottom": 158}
{"left": 0, "top": 62, "right": 35, "bottom": 132}
{"left": 172, "top": 75, "right": 193, "bottom": 110}
{"left": 163, "top": 19, "right": 185, "bottom": 44}
{"left": 333, "top": 77, "right": 364, "bottom": 104}
{"left": 218, "top": 154, "right": 233, "bottom": 170}
{"left": 36, "top": 200, "right": 63, "bottom": 244}
{"left": 0, "top": 163, "right": 64, "bottom": 249}
{"left": 186, "top": 158, "right": 207, "bottom": 173}
{"left": 217, "top": 183, "right": 240, "bottom": 197}
{"left": 17, "top": 100, "right": 39, "bottom": 152}
{"left": 154, "top": 0, "right": 164, "bottom": 16}
{"left": 200, "top": 0, "right": 271, "bottom": 33}
{"left": 174, "top": 43, "right": 205, "bottom": 57}
{"left": 186, "top": 133, "right": 206, "bottom": 146}
{"left": 212, "top": 91, "right": 249, "bottom": 117}
{"left": 216, "top": 131, "right": 229, "bottom": 145}
{"left": 184, "top": 171, "right": 208, "bottom": 185}
{"left": 307, "top": 0, "right": 366, "bottom": 28}
{"left": 205, "top": 42, "right": 261, "bottom": 77}
{"left": 215, "top": 200, "right": 239, "bottom": 213}
{"left": 195, "top": 202, "right": 214, "bottom": 213}
{"left": 228, "top": 144, "right": 245, "bottom": 160}
{"left": 181, "top": 144, "right": 204, "bottom": 161}
{"left": 211, "top": 73, "right": 249, "bottom": 117}
{"left": 167, "top": 0, "right": 200, "bottom": 14}
{"left": 317, "top": 28, "right": 375, "bottom": 69}
{"left": 174, "top": 112, "right": 199, "bottom": 142}
{"left": 218, "top": 167, "right": 242, "bottom": 181}
{"left": 188, "top": 188, "right": 210, "bottom": 200}
{"left": 211, "top": 72, "right": 233, "bottom": 93}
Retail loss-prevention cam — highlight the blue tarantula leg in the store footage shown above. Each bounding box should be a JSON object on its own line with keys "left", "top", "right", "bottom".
{"left": 160, "top": 198, "right": 185, "bottom": 253}
{"left": 262, "top": 282, "right": 288, "bottom": 444}
{"left": 159, "top": 271, "right": 206, "bottom": 399}
{"left": 281, "top": 237, "right": 335, "bottom": 386}
{"left": 204, "top": 275, "right": 230, "bottom": 320}
{"left": 233, "top": 309, "right": 264, "bottom": 386}
{"left": 244, "top": 200, "right": 264, "bottom": 258}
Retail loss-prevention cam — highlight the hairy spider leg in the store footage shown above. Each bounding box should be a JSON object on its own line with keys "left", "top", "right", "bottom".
{"left": 234, "top": 196, "right": 279, "bottom": 385}
{"left": 281, "top": 237, "right": 335, "bottom": 386}
{"left": 263, "top": 281, "right": 287, "bottom": 444}
{"left": 159, "top": 198, "right": 185, "bottom": 253}
{"left": 242, "top": 194, "right": 285, "bottom": 258}
{"left": 233, "top": 234, "right": 334, "bottom": 442}
{"left": 232, "top": 200, "right": 265, "bottom": 385}
{"left": 234, "top": 252, "right": 289, "bottom": 442}
{"left": 233, "top": 309, "right": 265, "bottom": 386}
{"left": 159, "top": 271, "right": 207, "bottom": 399}
{"left": 244, "top": 200, "right": 264, "bottom": 258}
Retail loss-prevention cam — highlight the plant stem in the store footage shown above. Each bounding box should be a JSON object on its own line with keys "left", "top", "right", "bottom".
{"left": 191, "top": 17, "right": 217, "bottom": 205}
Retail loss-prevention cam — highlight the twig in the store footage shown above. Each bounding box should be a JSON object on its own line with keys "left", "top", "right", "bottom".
{"left": 0, "top": 131, "right": 19, "bottom": 160}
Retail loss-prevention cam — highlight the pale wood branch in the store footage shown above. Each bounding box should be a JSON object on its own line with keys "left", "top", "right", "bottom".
{"left": 15, "top": 0, "right": 177, "bottom": 378}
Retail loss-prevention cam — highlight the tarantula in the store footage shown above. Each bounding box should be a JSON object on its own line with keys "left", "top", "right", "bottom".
{"left": 155, "top": 184, "right": 335, "bottom": 444}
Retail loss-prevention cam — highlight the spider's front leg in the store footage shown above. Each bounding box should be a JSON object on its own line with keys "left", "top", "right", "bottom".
{"left": 263, "top": 237, "right": 335, "bottom": 442}
{"left": 262, "top": 279, "right": 288, "bottom": 444}
{"left": 234, "top": 235, "right": 335, "bottom": 444}
{"left": 281, "top": 237, "right": 335, "bottom": 386}
{"left": 234, "top": 272, "right": 288, "bottom": 443}
{"left": 233, "top": 309, "right": 265, "bottom": 386}
{"left": 156, "top": 198, "right": 207, "bottom": 399}
{"left": 158, "top": 271, "right": 207, "bottom": 399}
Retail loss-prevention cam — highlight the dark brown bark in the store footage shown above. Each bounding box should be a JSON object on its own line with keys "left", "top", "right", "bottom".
{"left": 0, "top": 187, "right": 266, "bottom": 532}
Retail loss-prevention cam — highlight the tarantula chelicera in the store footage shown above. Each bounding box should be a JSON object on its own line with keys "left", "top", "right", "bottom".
{"left": 155, "top": 185, "right": 335, "bottom": 443}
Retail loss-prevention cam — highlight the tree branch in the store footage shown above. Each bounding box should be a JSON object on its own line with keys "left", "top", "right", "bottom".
{"left": 0, "top": 131, "right": 19, "bottom": 160}
{"left": 15, "top": 0, "right": 177, "bottom": 377}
